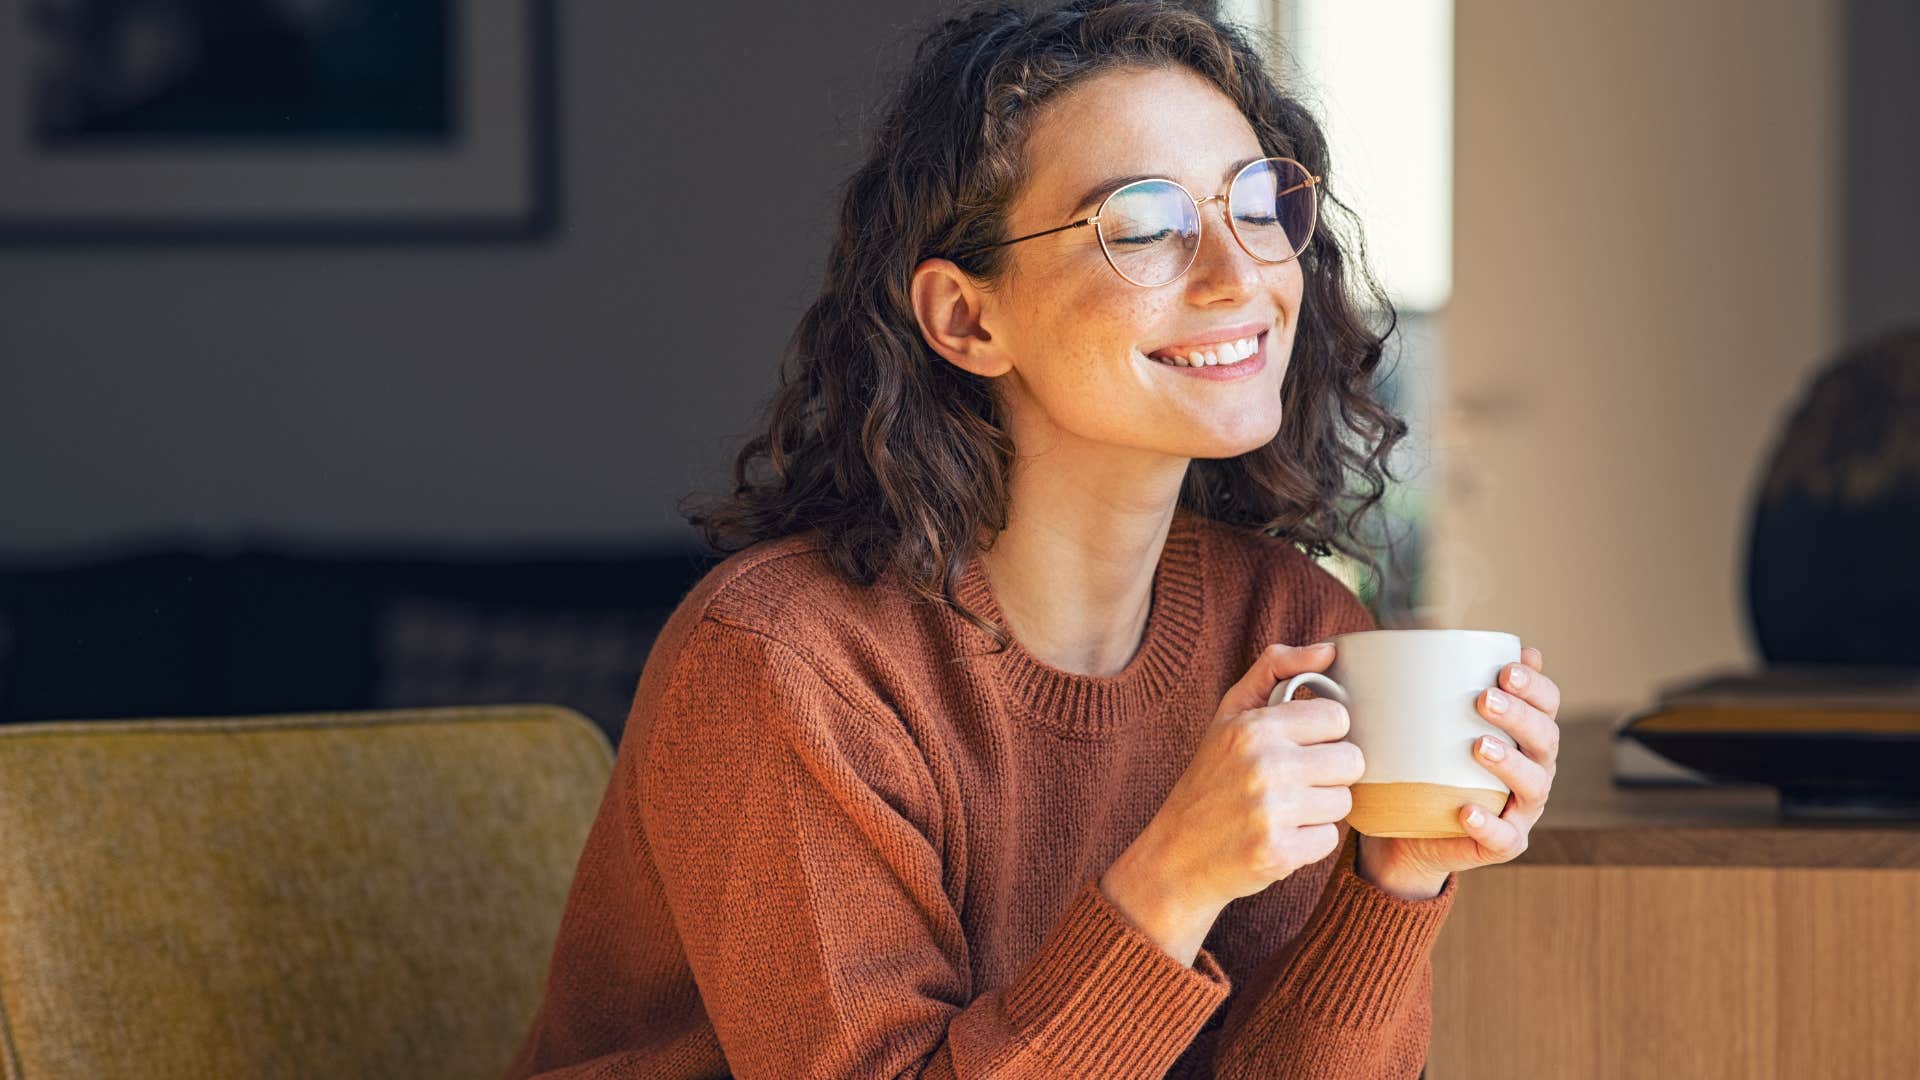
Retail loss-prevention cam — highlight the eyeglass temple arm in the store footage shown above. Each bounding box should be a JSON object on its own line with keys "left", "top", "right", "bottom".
{"left": 961, "top": 217, "right": 1095, "bottom": 255}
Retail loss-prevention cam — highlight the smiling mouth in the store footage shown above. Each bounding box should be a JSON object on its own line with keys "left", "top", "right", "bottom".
{"left": 1147, "top": 331, "right": 1264, "bottom": 368}
{"left": 1144, "top": 328, "right": 1267, "bottom": 368}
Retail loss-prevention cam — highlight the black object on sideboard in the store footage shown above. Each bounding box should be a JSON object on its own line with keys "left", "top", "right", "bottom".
{"left": 1744, "top": 324, "right": 1920, "bottom": 668}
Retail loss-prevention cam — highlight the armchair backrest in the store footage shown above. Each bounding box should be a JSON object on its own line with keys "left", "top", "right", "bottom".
{"left": 0, "top": 704, "right": 613, "bottom": 1080}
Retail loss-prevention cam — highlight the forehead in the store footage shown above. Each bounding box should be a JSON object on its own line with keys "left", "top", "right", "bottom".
{"left": 1020, "top": 65, "right": 1266, "bottom": 216}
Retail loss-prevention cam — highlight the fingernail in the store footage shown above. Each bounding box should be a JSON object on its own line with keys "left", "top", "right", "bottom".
{"left": 1486, "top": 688, "right": 1508, "bottom": 713}
{"left": 1509, "top": 664, "right": 1530, "bottom": 689}
{"left": 1478, "top": 736, "right": 1506, "bottom": 761}
{"left": 1465, "top": 806, "right": 1484, "bottom": 826}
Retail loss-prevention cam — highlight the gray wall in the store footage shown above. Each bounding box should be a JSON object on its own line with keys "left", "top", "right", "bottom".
{"left": 0, "top": 2, "right": 953, "bottom": 556}
{"left": 1844, "top": 0, "right": 1920, "bottom": 344}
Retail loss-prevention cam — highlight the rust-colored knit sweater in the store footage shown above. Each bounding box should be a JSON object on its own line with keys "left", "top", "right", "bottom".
{"left": 505, "top": 507, "right": 1457, "bottom": 1079}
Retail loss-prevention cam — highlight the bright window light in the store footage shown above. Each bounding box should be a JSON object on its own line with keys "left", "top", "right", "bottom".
{"left": 1223, "top": 1, "right": 1454, "bottom": 312}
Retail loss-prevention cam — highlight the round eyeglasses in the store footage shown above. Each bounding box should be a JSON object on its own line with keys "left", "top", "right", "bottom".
{"left": 949, "top": 156, "right": 1321, "bottom": 288}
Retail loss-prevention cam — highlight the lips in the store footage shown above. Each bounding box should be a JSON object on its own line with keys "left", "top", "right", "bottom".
{"left": 1148, "top": 332, "right": 1261, "bottom": 367}
{"left": 1145, "top": 320, "right": 1275, "bottom": 365}
{"left": 1149, "top": 330, "right": 1269, "bottom": 380}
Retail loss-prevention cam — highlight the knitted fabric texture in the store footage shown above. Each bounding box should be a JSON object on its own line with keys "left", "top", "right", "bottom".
{"left": 505, "top": 506, "right": 1457, "bottom": 1079}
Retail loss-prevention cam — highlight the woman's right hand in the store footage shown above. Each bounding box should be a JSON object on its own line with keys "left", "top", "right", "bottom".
{"left": 1098, "top": 641, "right": 1365, "bottom": 966}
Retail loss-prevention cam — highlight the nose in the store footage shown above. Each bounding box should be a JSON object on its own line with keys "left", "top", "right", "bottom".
{"left": 1182, "top": 194, "right": 1261, "bottom": 295}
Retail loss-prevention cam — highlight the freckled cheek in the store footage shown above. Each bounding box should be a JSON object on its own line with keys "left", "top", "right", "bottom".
{"left": 1276, "top": 266, "right": 1306, "bottom": 318}
{"left": 1050, "top": 299, "right": 1154, "bottom": 368}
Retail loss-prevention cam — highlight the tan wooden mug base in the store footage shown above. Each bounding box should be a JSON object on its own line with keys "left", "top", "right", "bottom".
{"left": 1347, "top": 781, "right": 1511, "bottom": 838}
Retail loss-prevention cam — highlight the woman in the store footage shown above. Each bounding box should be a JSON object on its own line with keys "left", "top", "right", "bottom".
{"left": 507, "top": 1, "right": 1560, "bottom": 1077}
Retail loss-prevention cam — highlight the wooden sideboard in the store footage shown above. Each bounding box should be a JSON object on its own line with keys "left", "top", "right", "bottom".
{"left": 1426, "top": 711, "right": 1920, "bottom": 1079}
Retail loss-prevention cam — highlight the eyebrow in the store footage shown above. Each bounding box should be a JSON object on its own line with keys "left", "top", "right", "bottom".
{"left": 1066, "top": 155, "right": 1266, "bottom": 217}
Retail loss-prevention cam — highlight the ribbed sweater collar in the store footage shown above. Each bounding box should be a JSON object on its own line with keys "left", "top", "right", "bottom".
{"left": 952, "top": 506, "right": 1209, "bottom": 737}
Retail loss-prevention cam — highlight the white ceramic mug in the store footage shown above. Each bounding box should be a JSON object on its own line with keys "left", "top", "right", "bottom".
{"left": 1267, "top": 628, "right": 1522, "bottom": 838}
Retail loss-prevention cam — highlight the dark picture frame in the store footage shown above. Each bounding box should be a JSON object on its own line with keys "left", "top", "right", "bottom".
{"left": 0, "top": 0, "right": 557, "bottom": 244}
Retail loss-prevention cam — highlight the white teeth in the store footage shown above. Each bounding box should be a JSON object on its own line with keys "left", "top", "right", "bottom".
{"left": 1153, "top": 333, "right": 1259, "bottom": 367}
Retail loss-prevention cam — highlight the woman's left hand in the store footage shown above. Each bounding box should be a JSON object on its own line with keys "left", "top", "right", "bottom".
{"left": 1355, "top": 646, "right": 1560, "bottom": 897}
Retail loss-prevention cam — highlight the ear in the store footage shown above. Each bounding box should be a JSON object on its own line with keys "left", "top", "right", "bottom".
{"left": 910, "top": 258, "right": 1012, "bottom": 378}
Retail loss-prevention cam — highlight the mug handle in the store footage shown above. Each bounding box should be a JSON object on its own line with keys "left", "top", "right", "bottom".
{"left": 1269, "top": 671, "right": 1350, "bottom": 707}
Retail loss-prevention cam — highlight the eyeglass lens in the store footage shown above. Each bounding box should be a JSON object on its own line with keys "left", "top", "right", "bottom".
{"left": 1096, "top": 158, "right": 1316, "bottom": 287}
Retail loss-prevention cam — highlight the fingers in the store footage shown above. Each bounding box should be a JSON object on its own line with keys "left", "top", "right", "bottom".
{"left": 1218, "top": 642, "right": 1334, "bottom": 718}
{"left": 1258, "top": 821, "right": 1342, "bottom": 877}
{"left": 1300, "top": 737, "right": 1366, "bottom": 786}
{"left": 1478, "top": 684, "right": 1561, "bottom": 768}
{"left": 1472, "top": 733, "right": 1552, "bottom": 808}
{"left": 1458, "top": 798, "right": 1529, "bottom": 860}
{"left": 1226, "top": 703, "right": 1361, "bottom": 781}
{"left": 1500, "top": 657, "right": 1560, "bottom": 723}
{"left": 1252, "top": 695, "right": 1351, "bottom": 747}
{"left": 1276, "top": 781, "right": 1353, "bottom": 827}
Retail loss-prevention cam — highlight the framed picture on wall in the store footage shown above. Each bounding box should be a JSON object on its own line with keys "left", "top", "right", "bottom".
{"left": 0, "top": 0, "right": 556, "bottom": 243}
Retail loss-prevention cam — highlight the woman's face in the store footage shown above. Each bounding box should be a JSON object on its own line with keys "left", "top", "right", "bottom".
{"left": 921, "top": 64, "right": 1304, "bottom": 467}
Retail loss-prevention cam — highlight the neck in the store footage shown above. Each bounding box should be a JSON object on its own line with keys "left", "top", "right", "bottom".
{"left": 980, "top": 432, "right": 1191, "bottom": 677}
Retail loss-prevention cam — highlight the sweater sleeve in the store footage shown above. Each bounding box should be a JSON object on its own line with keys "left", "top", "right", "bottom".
{"left": 638, "top": 616, "right": 1230, "bottom": 1080}
{"left": 1207, "top": 828, "right": 1456, "bottom": 1078}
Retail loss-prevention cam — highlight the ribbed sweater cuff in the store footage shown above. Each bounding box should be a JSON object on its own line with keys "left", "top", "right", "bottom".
{"left": 1001, "top": 878, "right": 1230, "bottom": 1076}
{"left": 1268, "top": 835, "right": 1456, "bottom": 1028}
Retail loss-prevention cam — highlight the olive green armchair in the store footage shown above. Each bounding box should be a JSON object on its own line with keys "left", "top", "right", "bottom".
{"left": 0, "top": 704, "right": 612, "bottom": 1080}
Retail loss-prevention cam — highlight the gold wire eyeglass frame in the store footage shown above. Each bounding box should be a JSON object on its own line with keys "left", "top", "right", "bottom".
{"left": 949, "top": 155, "right": 1323, "bottom": 287}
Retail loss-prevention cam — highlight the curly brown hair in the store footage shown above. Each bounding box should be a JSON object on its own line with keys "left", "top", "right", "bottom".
{"left": 681, "top": 0, "right": 1411, "bottom": 649}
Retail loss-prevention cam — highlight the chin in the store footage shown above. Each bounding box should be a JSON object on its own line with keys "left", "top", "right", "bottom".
{"left": 1179, "top": 426, "right": 1281, "bottom": 460}
{"left": 1193, "top": 412, "right": 1285, "bottom": 459}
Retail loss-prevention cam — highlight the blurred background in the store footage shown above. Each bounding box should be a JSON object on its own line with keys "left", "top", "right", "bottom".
{"left": 1, "top": 0, "right": 1915, "bottom": 745}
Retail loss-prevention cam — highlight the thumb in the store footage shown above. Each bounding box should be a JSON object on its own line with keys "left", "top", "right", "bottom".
{"left": 1217, "top": 641, "right": 1335, "bottom": 719}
